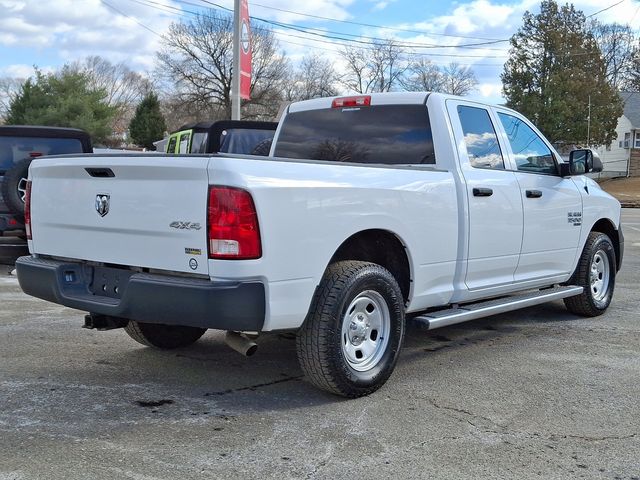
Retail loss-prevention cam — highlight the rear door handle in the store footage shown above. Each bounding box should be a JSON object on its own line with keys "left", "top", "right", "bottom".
{"left": 473, "top": 187, "right": 493, "bottom": 197}
{"left": 526, "top": 189, "right": 542, "bottom": 198}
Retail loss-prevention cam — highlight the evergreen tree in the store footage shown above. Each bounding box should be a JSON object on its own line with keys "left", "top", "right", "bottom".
{"left": 6, "top": 68, "right": 116, "bottom": 143}
{"left": 128, "top": 92, "right": 166, "bottom": 150}
{"left": 501, "top": 1, "right": 622, "bottom": 146}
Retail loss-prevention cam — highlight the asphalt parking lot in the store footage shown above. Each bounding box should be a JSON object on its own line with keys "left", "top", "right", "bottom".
{"left": 1, "top": 210, "right": 639, "bottom": 480}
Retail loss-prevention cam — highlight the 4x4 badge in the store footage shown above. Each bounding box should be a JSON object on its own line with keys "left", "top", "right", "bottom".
{"left": 95, "top": 194, "right": 110, "bottom": 217}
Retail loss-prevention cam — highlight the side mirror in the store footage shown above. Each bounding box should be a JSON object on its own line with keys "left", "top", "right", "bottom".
{"left": 561, "top": 149, "right": 603, "bottom": 176}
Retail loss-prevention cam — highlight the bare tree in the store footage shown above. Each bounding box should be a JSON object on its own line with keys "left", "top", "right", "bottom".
{"left": 440, "top": 62, "right": 478, "bottom": 96}
{"left": 591, "top": 21, "right": 639, "bottom": 90}
{"left": 68, "top": 56, "right": 152, "bottom": 142}
{"left": 400, "top": 59, "right": 477, "bottom": 96}
{"left": 339, "top": 39, "right": 407, "bottom": 93}
{"left": 155, "top": 11, "right": 288, "bottom": 121}
{"left": 285, "top": 53, "right": 338, "bottom": 101}
{"left": 0, "top": 77, "right": 23, "bottom": 123}
{"left": 75, "top": 56, "right": 151, "bottom": 109}
{"left": 400, "top": 58, "right": 445, "bottom": 92}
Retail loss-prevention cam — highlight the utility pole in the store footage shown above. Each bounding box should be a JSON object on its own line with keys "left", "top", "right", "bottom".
{"left": 587, "top": 94, "right": 591, "bottom": 147}
{"left": 231, "top": 0, "right": 241, "bottom": 120}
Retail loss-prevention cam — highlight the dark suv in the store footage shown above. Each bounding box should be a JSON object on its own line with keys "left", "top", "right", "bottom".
{"left": 0, "top": 126, "right": 92, "bottom": 237}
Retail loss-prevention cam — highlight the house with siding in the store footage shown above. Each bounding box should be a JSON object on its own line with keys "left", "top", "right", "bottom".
{"left": 595, "top": 92, "right": 640, "bottom": 177}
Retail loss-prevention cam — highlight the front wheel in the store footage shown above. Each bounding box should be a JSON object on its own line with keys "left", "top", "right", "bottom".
{"left": 124, "top": 321, "right": 206, "bottom": 349}
{"left": 564, "top": 232, "right": 616, "bottom": 317}
{"left": 296, "top": 261, "right": 405, "bottom": 398}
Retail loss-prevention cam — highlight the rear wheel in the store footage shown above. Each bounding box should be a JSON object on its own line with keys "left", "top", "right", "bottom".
{"left": 564, "top": 232, "right": 616, "bottom": 317}
{"left": 1, "top": 158, "right": 31, "bottom": 215}
{"left": 296, "top": 261, "right": 405, "bottom": 398}
{"left": 124, "top": 321, "right": 206, "bottom": 349}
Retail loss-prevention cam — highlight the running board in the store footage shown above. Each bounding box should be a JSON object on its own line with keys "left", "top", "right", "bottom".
{"left": 413, "top": 285, "right": 583, "bottom": 330}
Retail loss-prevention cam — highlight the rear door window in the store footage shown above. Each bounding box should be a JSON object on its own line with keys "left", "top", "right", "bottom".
{"left": 274, "top": 104, "right": 435, "bottom": 165}
{"left": 0, "top": 136, "right": 84, "bottom": 174}
{"left": 457, "top": 105, "right": 505, "bottom": 170}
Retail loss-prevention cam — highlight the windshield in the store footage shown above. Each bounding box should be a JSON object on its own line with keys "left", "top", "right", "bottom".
{"left": 273, "top": 104, "right": 435, "bottom": 165}
{"left": 0, "top": 136, "right": 84, "bottom": 174}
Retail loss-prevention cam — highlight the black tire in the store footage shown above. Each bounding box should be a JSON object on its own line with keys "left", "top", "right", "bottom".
{"left": 1, "top": 158, "right": 31, "bottom": 215}
{"left": 564, "top": 232, "right": 616, "bottom": 317}
{"left": 124, "top": 321, "right": 206, "bottom": 349}
{"left": 296, "top": 261, "right": 405, "bottom": 398}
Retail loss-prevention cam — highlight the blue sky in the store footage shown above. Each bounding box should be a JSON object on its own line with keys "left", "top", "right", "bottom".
{"left": 0, "top": 0, "right": 639, "bottom": 104}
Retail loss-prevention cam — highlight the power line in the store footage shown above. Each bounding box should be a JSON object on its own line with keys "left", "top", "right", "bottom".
{"left": 268, "top": 27, "right": 509, "bottom": 58}
{"left": 182, "top": 0, "right": 510, "bottom": 50}
{"left": 122, "top": 0, "right": 601, "bottom": 64}
{"left": 108, "top": 0, "right": 508, "bottom": 71}
{"left": 263, "top": 17, "right": 508, "bottom": 50}
{"left": 586, "top": 0, "right": 625, "bottom": 18}
{"left": 100, "top": 0, "right": 164, "bottom": 37}
{"left": 128, "top": 0, "right": 510, "bottom": 56}
{"left": 248, "top": 1, "right": 507, "bottom": 42}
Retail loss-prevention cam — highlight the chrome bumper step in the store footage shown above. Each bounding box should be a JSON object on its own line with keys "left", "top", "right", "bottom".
{"left": 413, "top": 285, "right": 583, "bottom": 330}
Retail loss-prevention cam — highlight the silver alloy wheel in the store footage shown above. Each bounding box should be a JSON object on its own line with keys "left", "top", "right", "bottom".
{"left": 17, "top": 177, "right": 28, "bottom": 203}
{"left": 341, "top": 290, "right": 390, "bottom": 372}
{"left": 590, "top": 249, "right": 610, "bottom": 302}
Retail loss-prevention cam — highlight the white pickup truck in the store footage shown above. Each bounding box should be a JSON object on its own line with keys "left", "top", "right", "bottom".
{"left": 16, "top": 92, "right": 623, "bottom": 397}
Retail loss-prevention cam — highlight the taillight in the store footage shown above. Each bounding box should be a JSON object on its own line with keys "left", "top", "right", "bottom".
{"left": 332, "top": 95, "right": 371, "bottom": 108}
{"left": 208, "top": 186, "right": 261, "bottom": 259}
{"left": 24, "top": 180, "right": 32, "bottom": 240}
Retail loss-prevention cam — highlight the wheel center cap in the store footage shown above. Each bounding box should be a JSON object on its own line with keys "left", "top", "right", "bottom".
{"left": 349, "top": 316, "right": 369, "bottom": 346}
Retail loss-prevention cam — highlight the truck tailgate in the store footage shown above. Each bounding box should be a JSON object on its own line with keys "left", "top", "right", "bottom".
{"left": 29, "top": 155, "right": 210, "bottom": 275}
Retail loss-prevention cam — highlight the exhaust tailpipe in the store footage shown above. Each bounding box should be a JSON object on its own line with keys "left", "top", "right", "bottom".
{"left": 225, "top": 331, "right": 258, "bottom": 357}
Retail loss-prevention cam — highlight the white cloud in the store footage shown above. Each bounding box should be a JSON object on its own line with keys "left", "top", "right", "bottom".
{"left": 0, "top": 64, "right": 35, "bottom": 78}
{"left": 0, "top": 0, "right": 178, "bottom": 70}
{"left": 369, "top": 0, "right": 398, "bottom": 12}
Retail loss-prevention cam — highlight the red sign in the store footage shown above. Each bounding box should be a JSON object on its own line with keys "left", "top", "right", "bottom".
{"left": 240, "top": 0, "right": 252, "bottom": 100}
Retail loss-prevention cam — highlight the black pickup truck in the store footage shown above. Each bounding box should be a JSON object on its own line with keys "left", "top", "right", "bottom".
{"left": 0, "top": 126, "right": 92, "bottom": 237}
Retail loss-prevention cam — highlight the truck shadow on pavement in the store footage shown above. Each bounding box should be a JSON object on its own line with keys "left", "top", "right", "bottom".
{"left": 110, "top": 300, "right": 580, "bottom": 413}
{"left": 402, "top": 300, "right": 583, "bottom": 360}
{"left": 0, "top": 299, "right": 589, "bottom": 439}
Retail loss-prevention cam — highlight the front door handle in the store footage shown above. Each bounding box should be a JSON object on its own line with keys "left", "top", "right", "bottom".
{"left": 526, "top": 189, "right": 543, "bottom": 198}
{"left": 473, "top": 187, "right": 493, "bottom": 197}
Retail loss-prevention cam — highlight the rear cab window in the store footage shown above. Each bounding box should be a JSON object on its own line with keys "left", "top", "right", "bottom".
{"left": 0, "top": 137, "right": 84, "bottom": 174}
{"left": 274, "top": 104, "right": 435, "bottom": 165}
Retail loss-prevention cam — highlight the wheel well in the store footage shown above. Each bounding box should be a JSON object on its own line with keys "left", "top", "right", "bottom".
{"left": 329, "top": 230, "right": 411, "bottom": 302}
{"left": 591, "top": 218, "right": 621, "bottom": 271}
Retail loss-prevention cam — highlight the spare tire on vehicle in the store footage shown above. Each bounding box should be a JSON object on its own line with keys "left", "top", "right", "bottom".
{"left": 1, "top": 158, "right": 31, "bottom": 215}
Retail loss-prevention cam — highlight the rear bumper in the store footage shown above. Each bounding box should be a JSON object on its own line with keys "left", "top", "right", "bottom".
{"left": 15, "top": 256, "right": 265, "bottom": 331}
